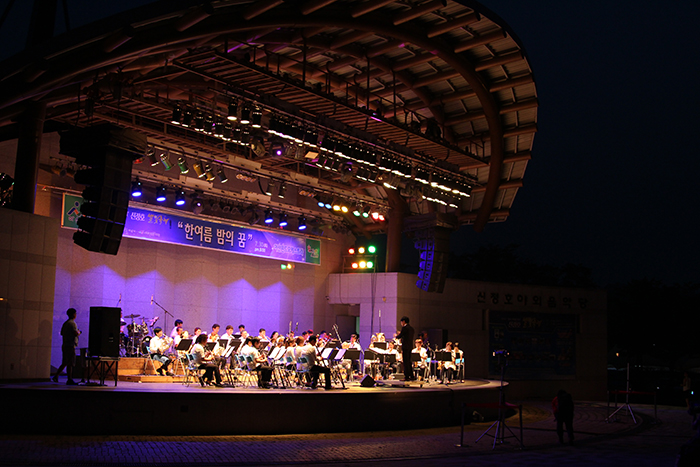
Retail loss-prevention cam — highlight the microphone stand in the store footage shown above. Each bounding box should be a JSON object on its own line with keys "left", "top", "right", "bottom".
{"left": 152, "top": 298, "right": 173, "bottom": 335}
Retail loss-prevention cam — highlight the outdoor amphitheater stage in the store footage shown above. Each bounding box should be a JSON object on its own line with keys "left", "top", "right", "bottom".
{"left": 1, "top": 376, "right": 506, "bottom": 436}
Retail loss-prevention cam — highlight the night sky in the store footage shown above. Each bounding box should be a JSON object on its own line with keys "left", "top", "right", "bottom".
{"left": 2, "top": 0, "right": 699, "bottom": 286}
{"left": 456, "top": 0, "right": 700, "bottom": 286}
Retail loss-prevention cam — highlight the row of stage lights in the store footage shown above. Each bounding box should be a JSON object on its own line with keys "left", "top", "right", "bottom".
{"left": 129, "top": 180, "right": 309, "bottom": 231}
{"left": 314, "top": 195, "right": 386, "bottom": 222}
{"left": 346, "top": 245, "right": 377, "bottom": 271}
{"left": 169, "top": 102, "right": 474, "bottom": 204}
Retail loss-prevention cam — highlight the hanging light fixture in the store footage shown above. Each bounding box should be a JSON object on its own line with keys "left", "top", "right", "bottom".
{"left": 264, "top": 180, "right": 275, "bottom": 196}
{"left": 204, "top": 165, "right": 216, "bottom": 182}
{"left": 298, "top": 216, "right": 307, "bottom": 230}
{"left": 131, "top": 180, "right": 142, "bottom": 198}
{"left": 177, "top": 157, "right": 189, "bottom": 174}
{"left": 279, "top": 214, "right": 288, "bottom": 227}
{"left": 156, "top": 185, "right": 167, "bottom": 202}
{"left": 217, "top": 167, "right": 228, "bottom": 183}
{"left": 171, "top": 104, "right": 182, "bottom": 125}
{"left": 159, "top": 150, "right": 173, "bottom": 170}
{"left": 240, "top": 107, "right": 251, "bottom": 125}
{"left": 264, "top": 209, "right": 274, "bottom": 224}
{"left": 193, "top": 161, "right": 206, "bottom": 178}
{"left": 251, "top": 106, "right": 263, "bottom": 128}
{"left": 175, "top": 190, "right": 186, "bottom": 206}
{"left": 146, "top": 148, "right": 159, "bottom": 166}
{"left": 227, "top": 102, "right": 238, "bottom": 121}
{"left": 278, "top": 183, "right": 287, "bottom": 198}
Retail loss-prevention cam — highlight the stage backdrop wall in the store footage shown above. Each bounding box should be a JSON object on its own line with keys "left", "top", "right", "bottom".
{"left": 51, "top": 227, "right": 348, "bottom": 370}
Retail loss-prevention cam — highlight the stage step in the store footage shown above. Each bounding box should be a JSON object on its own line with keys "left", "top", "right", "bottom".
{"left": 119, "top": 374, "right": 186, "bottom": 383}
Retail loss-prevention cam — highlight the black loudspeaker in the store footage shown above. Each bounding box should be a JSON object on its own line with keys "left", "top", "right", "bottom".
{"left": 88, "top": 306, "right": 122, "bottom": 357}
{"left": 360, "top": 375, "right": 376, "bottom": 387}
{"left": 415, "top": 227, "right": 450, "bottom": 293}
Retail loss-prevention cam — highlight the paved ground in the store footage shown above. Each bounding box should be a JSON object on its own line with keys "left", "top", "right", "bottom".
{"left": 1, "top": 400, "right": 694, "bottom": 466}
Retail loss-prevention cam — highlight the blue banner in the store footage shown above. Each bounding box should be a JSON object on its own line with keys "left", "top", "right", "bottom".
{"left": 123, "top": 207, "right": 321, "bottom": 265}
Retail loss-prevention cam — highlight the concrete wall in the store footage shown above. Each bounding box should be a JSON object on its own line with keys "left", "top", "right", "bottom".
{"left": 328, "top": 273, "right": 607, "bottom": 400}
{"left": 0, "top": 208, "right": 58, "bottom": 380}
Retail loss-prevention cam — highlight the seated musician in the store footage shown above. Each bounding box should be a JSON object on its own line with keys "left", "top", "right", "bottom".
{"left": 240, "top": 337, "right": 273, "bottom": 389}
{"left": 170, "top": 319, "right": 184, "bottom": 340}
{"left": 191, "top": 333, "right": 223, "bottom": 387}
{"left": 221, "top": 325, "right": 235, "bottom": 341}
{"left": 442, "top": 342, "right": 457, "bottom": 382}
{"left": 191, "top": 327, "right": 202, "bottom": 342}
{"left": 385, "top": 340, "right": 400, "bottom": 375}
{"left": 149, "top": 327, "right": 174, "bottom": 376}
{"left": 298, "top": 335, "right": 332, "bottom": 390}
{"left": 209, "top": 324, "right": 221, "bottom": 342}
{"left": 411, "top": 339, "right": 429, "bottom": 377}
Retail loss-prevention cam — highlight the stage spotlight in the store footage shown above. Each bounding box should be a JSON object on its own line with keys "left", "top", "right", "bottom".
{"left": 251, "top": 107, "right": 263, "bottom": 128}
{"left": 182, "top": 108, "right": 193, "bottom": 127}
{"left": 213, "top": 118, "right": 224, "bottom": 137}
{"left": 367, "top": 245, "right": 376, "bottom": 254}
{"left": 227, "top": 102, "right": 238, "bottom": 121}
{"left": 204, "top": 165, "right": 216, "bottom": 182}
{"left": 156, "top": 186, "right": 167, "bottom": 202}
{"left": 264, "top": 180, "right": 275, "bottom": 196}
{"left": 175, "top": 190, "right": 186, "bottom": 206}
{"left": 352, "top": 205, "right": 361, "bottom": 217}
{"left": 264, "top": 209, "right": 274, "bottom": 224}
{"left": 279, "top": 214, "right": 288, "bottom": 227}
{"left": 192, "top": 196, "right": 204, "bottom": 215}
{"left": 171, "top": 104, "right": 182, "bottom": 124}
{"left": 278, "top": 183, "right": 287, "bottom": 198}
{"left": 147, "top": 148, "right": 159, "bottom": 166}
{"left": 131, "top": 180, "right": 142, "bottom": 197}
{"left": 298, "top": 216, "right": 307, "bottom": 230}
{"left": 178, "top": 157, "right": 189, "bottom": 174}
{"left": 159, "top": 150, "right": 173, "bottom": 170}
{"left": 223, "top": 122, "right": 232, "bottom": 140}
{"left": 351, "top": 262, "right": 359, "bottom": 269}
{"left": 193, "top": 161, "right": 205, "bottom": 178}
{"left": 362, "top": 206, "right": 371, "bottom": 218}
{"left": 358, "top": 246, "right": 366, "bottom": 254}
{"left": 240, "top": 107, "right": 251, "bottom": 125}
{"left": 270, "top": 140, "right": 285, "bottom": 157}
{"left": 193, "top": 110, "right": 204, "bottom": 131}
{"left": 348, "top": 248, "right": 355, "bottom": 255}
{"left": 218, "top": 167, "right": 228, "bottom": 183}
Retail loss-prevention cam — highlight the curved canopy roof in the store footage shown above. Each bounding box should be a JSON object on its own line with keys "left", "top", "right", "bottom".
{"left": 0, "top": 0, "right": 537, "bottom": 237}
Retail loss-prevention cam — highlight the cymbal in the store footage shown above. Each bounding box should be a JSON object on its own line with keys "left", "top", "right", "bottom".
{"left": 120, "top": 319, "right": 127, "bottom": 326}
{"left": 124, "top": 314, "right": 140, "bottom": 319}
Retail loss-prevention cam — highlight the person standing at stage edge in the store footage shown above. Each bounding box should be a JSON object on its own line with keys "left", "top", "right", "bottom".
{"left": 396, "top": 316, "right": 415, "bottom": 381}
{"left": 52, "top": 308, "right": 81, "bottom": 385}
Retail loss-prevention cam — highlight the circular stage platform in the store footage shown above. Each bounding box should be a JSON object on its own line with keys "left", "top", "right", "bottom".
{"left": 2, "top": 378, "right": 506, "bottom": 436}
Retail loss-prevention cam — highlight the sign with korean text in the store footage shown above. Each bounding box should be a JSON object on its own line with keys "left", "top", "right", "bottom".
{"left": 62, "top": 195, "right": 321, "bottom": 265}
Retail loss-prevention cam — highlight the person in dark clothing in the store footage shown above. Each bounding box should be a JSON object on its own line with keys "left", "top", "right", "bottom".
{"left": 396, "top": 316, "right": 415, "bottom": 381}
{"left": 552, "top": 389, "right": 575, "bottom": 445}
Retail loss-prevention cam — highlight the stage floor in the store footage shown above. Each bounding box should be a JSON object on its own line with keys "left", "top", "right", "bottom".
{"left": 1, "top": 377, "right": 506, "bottom": 435}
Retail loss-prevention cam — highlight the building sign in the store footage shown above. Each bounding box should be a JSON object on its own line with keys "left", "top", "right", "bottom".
{"left": 477, "top": 290, "right": 588, "bottom": 311}
{"left": 489, "top": 311, "right": 576, "bottom": 379}
{"left": 62, "top": 194, "right": 321, "bottom": 265}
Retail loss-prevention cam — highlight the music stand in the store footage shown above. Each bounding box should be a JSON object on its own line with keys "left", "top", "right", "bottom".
{"left": 176, "top": 338, "right": 193, "bottom": 352}
{"left": 372, "top": 342, "right": 387, "bottom": 350}
{"left": 344, "top": 349, "right": 361, "bottom": 360}
{"left": 205, "top": 342, "right": 217, "bottom": 352}
{"left": 475, "top": 351, "right": 521, "bottom": 449}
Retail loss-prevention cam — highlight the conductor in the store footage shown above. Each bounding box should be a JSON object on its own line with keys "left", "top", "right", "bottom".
{"left": 396, "top": 316, "right": 415, "bottom": 381}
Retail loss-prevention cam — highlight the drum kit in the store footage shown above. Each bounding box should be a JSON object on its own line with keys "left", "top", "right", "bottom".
{"left": 120, "top": 313, "right": 159, "bottom": 357}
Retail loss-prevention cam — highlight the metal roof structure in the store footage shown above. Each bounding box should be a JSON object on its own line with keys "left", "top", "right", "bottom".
{"left": 0, "top": 0, "right": 537, "bottom": 238}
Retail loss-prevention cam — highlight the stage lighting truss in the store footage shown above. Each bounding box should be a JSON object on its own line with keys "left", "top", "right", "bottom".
{"left": 165, "top": 100, "right": 478, "bottom": 204}
{"left": 343, "top": 245, "right": 377, "bottom": 273}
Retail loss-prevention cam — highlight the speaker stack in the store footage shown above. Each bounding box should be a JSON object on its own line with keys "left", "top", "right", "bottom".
{"left": 415, "top": 227, "right": 450, "bottom": 293}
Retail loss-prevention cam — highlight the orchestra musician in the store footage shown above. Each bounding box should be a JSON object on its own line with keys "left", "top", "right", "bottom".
{"left": 297, "top": 335, "right": 332, "bottom": 390}
{"left": 441, "top": 342, "right": 457, "bottom": 382}
{"left": 190, "top": 333, "right": 223, "bottom": 387}
{"left": 149, "top": 327, "right": 174, "bottom": 376}
{"left": 170, "top": 319, "right": 184, "bottom": 340}
{"left": 240, "top": 337, "right": 273, "bottom": 389}
{"left": 412, "top": 338, "right": 429, "bottom": 380}
{"left": 396, "top": 316, "right": 415, "bottom": 381}
{"left": 209, "top": 324, "right": 221, "bottom": 342}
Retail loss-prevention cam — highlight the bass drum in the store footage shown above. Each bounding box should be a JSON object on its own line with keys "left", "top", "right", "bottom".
{"left": 141, "top": 336, "right": 151, "bottom": 356}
